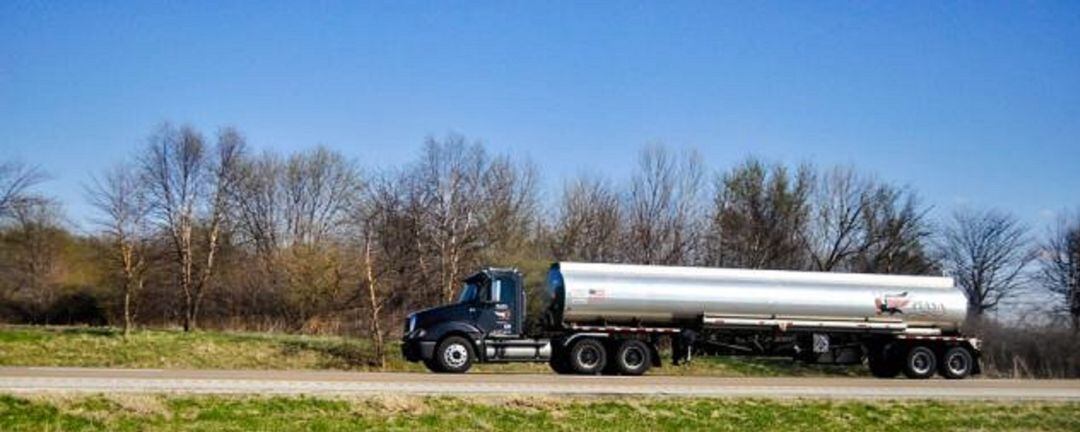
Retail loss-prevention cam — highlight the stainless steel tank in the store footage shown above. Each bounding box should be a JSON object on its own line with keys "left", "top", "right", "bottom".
{"left": 548, "top": 262, "right": 968, "bottom": 332}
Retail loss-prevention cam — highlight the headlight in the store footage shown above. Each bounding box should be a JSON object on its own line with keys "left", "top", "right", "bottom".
{"left": 407, "top": 315, "right": 417, "bottom": 333}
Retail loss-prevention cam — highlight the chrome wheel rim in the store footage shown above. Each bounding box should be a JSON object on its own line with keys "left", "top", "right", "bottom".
{"left": 947, "top": 352, "right": 968, "bottom": 376}
{"left": 911, "top": 351, "right": 932, "bottom": 375}
{"left": 623, "top": 346, "right": 645, "bottom": 369}
{"left": 444, "top": 343, "right": 468, "bottom": 368}
{"left": 578, "top": 345, "right": 601, "bottom": 369}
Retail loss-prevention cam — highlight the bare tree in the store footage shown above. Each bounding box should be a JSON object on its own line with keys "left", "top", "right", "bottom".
{"left": 1039, "top": 213, "right": 1080, "bottom": 331}
{"left": 0, "top": 161, "right": 46, "bottom": 219}
{"left": 281, "top": 146, "right": 362, "bottom": 246}
{"left": 142, "top": 124, "right": 244, "bottom": 332}
{"left": 551, "top": 176, "right": 622, "bottom": 262}
{"left": 623, "top": 145, "right": 705, "bottom": 265}
{"left": 0, "top": 198, "right": 66, "bottom": 322}
{"left": 706, "top": 159, "right": 812, "bottom": 270}
{"left": 805, "top": 166, "right": 873, "bottom": 271}
{"left": 411, "top": 135, "right": 487, "bottom": 303}
{"left": 353, "top": 176, "right": 399, "bottom": 368}
{"left": 479, "top": 156, "right": 539, "bottom": 263}
{"left": 277, "top": 147, "right": 362, "bottom": 330}
{"left": 939, "top": 209, "right": 1034, "bottom": 318}
{"left": 87, "top": 164, "right": 152, "bottom": 337}
{"left": 855, "top": 184, "right": 935, "bottom": 275}
{"left": 231, "top": 150, "right": 285, "bottom": 267}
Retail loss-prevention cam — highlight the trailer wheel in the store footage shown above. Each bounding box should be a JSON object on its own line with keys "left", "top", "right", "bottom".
{"left": 433, "top": 336, "right": 474, "bottom": 373}
{"left": 568, "top": 338, "right": 607, "bottom": 375}
{"left": 939, "top": 347, "right": 973, "bottom": 379}
{"left": 902, "top": 346, "right": 937, "bottom": 379}
{"left": 613, "top": 340, "right": 652, "bottom": 376}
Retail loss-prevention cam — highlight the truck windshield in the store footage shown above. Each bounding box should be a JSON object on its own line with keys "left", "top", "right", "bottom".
{"left": 458, "top": 282, "right": 478, "bottom": 304}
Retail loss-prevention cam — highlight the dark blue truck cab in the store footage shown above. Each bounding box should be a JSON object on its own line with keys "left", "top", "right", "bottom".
{"left": 401, "top": 267, "right": 551, "bottom": 372}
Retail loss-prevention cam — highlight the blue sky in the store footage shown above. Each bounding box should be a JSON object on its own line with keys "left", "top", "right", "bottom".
{"left": 2, "top": 1, "right": 1078, "bottom": 232}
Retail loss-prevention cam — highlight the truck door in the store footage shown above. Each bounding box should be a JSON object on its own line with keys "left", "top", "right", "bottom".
{"left": 477, "top": 275, "right": 521, "bottom": 337}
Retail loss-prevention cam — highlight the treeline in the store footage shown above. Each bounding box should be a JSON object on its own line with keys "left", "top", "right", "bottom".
{"left": 1, "top": 124, "right": 1078, "bottom": 373}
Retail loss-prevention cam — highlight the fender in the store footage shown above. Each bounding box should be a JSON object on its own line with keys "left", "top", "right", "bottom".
{"left": 559, "top": 332, "right": 610, "bottom": 348}
{"left": 424, "top": 320, "right": 484, "bottom": 344}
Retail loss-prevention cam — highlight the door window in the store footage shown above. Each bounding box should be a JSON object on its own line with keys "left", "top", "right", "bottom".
{"left": 496, "top": 278, "right": 517, "bottom": 312}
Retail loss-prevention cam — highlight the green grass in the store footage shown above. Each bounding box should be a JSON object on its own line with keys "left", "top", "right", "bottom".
{"left": 0, "top": 325, "right": 862, "bottom": 376}
{"left": 0, "top": 394, "right": 1076, "bottom": 431}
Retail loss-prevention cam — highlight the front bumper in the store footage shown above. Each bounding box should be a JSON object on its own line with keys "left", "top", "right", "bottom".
{"left": 401, "top": 335, "right": 436, "bottom": 362}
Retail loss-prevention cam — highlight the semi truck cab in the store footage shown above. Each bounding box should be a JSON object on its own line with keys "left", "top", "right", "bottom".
{"left": 402, "top": 268, "right": 552, "bottom": 373}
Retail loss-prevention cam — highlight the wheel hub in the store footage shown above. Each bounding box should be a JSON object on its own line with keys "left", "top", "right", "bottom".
{"left": 623, "top": 347, "right": 644, "bottom": 368}
{"left": 444, "top": 343, "right": 468, "bottom": 368}
{"left": 947, "top": 352, "right": 968, "bottom": 375}
{"left": 911, "top": 352, "right": 932, "bottom": 375}
{"left": 579, "top": 346, "right": 600, "bottom": 368}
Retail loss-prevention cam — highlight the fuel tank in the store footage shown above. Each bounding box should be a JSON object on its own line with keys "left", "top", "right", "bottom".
{"left": 547, "top": 262, "right": 968, "bottom": 333}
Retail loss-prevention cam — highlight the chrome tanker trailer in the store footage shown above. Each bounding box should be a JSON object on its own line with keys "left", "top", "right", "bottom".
{"left": 401, "top": 262, "right": 980, "bottom": 379}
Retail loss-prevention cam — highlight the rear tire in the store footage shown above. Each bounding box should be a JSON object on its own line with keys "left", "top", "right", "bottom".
{"left": 433, "top": 336, "right": 474, "bottom": 374}
{"left": 939, "top": 347, "right": 974, "bottom": 379}
{"left": 612, "top": 340, "right": 652, "bottom": 376}
{"left": 568, "top": 338, "right": 607, "bottom": 375}
{"left": 902, "top": 346, "right": 937, "bottom": 379}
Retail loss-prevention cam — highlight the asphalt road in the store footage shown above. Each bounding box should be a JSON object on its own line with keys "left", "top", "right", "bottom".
{"left": 1, "top": 367, "right": 1077, "bottom": 400}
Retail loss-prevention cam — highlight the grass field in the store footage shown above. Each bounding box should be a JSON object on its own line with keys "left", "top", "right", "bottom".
{"left": 0, "top": 394, "right": 1077, "bottom": 431}
{"left": 0, "top": 326, "right": 864, "bottom": 376}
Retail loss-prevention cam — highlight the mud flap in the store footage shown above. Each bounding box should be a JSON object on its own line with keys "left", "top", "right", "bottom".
{"left": 672, "top": 329, "right": 697, "bottom": 365}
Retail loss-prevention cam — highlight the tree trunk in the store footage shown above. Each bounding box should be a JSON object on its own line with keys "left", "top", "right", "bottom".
{"left": 182, "top": 293, "right": 195, "bottom": 332}
{"left": 123, "top": 288, "right": 132, "bottom": 339}
{"left": 364, "top": 239, "right": 385, "bottom": 369}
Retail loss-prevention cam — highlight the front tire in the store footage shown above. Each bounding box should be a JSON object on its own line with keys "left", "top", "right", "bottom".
{"left": 903, "top": 346, "right": 937, "bottom": 379}
{"left": 568, "top": 338, "right": 607, "bottom": 375}
{"left": 939, "top": 347, "right": 974, "bottom": 379}
{"left": 433, "top": 336, "right": 474, "bottom": 373}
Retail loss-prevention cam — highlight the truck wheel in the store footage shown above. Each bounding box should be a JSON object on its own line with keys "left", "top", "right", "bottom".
{"left": 939, "top": 347, "right": 973, "bottom": 379}
{"left": 568, "top": 338, "right": 607, "bottom": 375}
{"left": 434, "top": 336, "right": 474, "bottom": 373}
{"left": 902, "top": 346, "right": 937, "bottom": 379}
{"left": 613, "top": 340, "right": 651, "bottom": 376}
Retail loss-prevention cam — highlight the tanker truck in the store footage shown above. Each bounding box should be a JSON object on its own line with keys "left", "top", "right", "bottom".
{"left": 401, "top": 262, "right": 981, "bottom": 379}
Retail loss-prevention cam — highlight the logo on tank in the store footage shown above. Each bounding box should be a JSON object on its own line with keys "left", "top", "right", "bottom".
{"left": 874, "top": 292, "right": 947, "bottom": 316}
